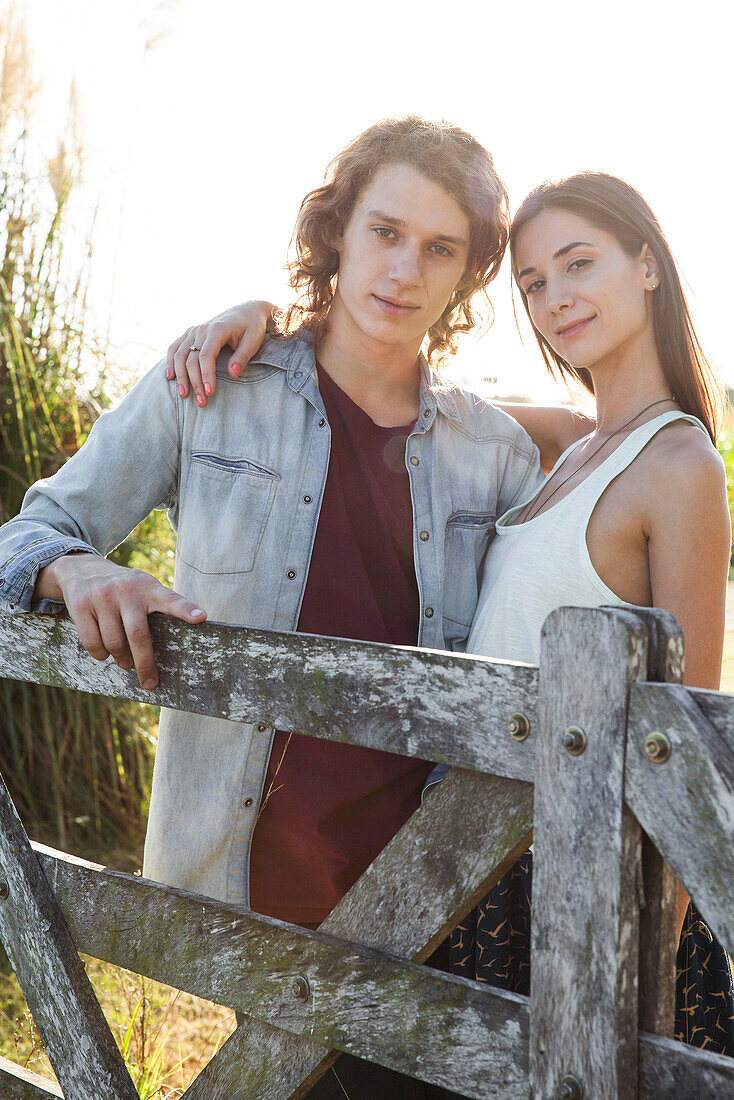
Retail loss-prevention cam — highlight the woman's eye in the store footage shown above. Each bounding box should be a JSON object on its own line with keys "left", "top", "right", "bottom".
{"left": 568, "top": 258, "right": 591, "bottom": 272}
{"left": 525, "top": 278, "right": 545, "bottom": 295}
{"left": 429, "top": 244, "right": 452, "bottom": 257}
{"left": 373, "top": 226, "right": 396, "bottom": 240}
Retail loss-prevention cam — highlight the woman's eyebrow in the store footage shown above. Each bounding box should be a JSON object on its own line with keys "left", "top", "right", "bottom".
{"left": 553, "top": 240, "right": 594, "bottom": 260}
{"left": 519, "top": 241, "right": 595, "bottom": 280}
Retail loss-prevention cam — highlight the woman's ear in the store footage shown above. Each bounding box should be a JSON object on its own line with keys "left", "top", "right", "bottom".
{"left": 640, "top": 243, "right": 660, "bottom": 292}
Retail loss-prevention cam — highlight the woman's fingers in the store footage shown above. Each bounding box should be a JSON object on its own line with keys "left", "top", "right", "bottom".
{"left": 165, "top": 330, "right": 189, "bottom": 382}
{"left": 196, "top": 322, "right": 228, "bottom": 398}
{"left": 173, "top": 328, "right": 197, "bottom": 398}
{"left": 228, "top": 322, "right": 268, "bottom": 378}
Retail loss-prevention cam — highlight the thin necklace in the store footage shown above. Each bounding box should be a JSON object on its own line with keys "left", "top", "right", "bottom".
{"left": 518, "top": 395, "right": 677, "bottom": 524}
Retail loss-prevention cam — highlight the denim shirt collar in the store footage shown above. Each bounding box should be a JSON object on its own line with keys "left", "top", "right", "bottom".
{"left": 249, "top": 332, "right": 463, "bottom": 425}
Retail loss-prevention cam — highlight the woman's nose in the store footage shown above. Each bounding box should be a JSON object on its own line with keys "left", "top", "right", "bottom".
{"left": 546, "top": 277, "right": 573, "bottom": 312}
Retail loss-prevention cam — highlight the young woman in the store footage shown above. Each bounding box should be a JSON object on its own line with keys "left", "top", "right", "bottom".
{"left": 164, "top": 172, "right": 733, "bottom": 1055}
{"left": 447, "top": 173, "right": 734, "bottom": 1058}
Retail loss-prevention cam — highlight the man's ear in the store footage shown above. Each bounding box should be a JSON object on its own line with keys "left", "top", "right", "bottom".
{"left": 324, "top": 219, "right": 344, "bottom": 256}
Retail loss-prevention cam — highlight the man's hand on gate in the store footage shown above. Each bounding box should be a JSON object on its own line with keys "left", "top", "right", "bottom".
{"left": 35, "top": 554, "right": 207, "bottom": 690}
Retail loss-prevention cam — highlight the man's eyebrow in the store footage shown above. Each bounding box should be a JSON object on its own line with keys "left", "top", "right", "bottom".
{"left": 366, "top": 209, "right": 468, "bottom": 248}
{"left": 518, "top": 241, "right": 595, "bottom": 281}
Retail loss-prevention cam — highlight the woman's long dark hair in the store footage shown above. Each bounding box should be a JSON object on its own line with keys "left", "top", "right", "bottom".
{"left": 510, "top": 172, "right": 724, "bottom": 442}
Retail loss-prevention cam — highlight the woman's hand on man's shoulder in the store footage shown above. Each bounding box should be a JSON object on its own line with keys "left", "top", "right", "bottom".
{"left": 164, "top": 301, "right": 276, "bottom": 407}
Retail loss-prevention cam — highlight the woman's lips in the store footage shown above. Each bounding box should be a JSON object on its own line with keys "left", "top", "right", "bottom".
{"left": 556, "top": 316, "right": 595, "bottom": 339}
{"left": 373, "top": 294, "right": 419, "bottom": 317}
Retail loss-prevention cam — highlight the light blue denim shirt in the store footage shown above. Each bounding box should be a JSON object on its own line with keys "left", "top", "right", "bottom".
{"left": 0, "top": 332, "right": 542, "bottom": 905}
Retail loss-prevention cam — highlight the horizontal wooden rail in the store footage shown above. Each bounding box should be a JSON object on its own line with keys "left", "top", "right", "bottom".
{"left": 37, "top": 847, "right": 529, "bottom": 1098}
{"left": 0, "top": 609, "right": 537, "bottom": 780}
{"left": 32, "top": 847, "right": 734, "bottom": 1099}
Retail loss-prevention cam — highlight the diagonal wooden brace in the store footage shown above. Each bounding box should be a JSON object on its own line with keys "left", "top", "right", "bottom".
{"left": 180, "top": 767, "right": 533, "bottom": 1099}
{"left": 0, "top": 773, "right": 138, "bottom": 1100}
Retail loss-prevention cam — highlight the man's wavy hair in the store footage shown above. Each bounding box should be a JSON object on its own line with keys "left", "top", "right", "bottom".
{"left": 276, "top": 117, "right": 510, "bottom": 365}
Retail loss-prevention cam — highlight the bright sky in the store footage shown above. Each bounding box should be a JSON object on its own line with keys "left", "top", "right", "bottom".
{"left": 16, "top": 0, "right": 734, "bottom": 402}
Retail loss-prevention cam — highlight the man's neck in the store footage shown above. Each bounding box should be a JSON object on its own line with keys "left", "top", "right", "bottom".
{"left": 316, "top": 307, "right": 422, "bottom": 428}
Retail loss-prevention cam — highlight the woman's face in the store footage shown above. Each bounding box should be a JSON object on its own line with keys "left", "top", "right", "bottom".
{"left": 514, "top": 209, "right": 658, "bottom": 372}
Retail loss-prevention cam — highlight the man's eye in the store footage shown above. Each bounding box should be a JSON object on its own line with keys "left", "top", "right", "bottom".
{"left": 430, "top": 244, "right": 452, "bottom": 257}
{"left": 373, "top": 227, "right": 396, "bottom": 240}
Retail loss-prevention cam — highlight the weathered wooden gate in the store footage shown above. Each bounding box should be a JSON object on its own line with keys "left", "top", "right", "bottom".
{"left": 0, "top": 603, "right": 732, "bottom": 1099}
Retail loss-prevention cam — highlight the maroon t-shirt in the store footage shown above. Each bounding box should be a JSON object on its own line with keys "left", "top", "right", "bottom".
{"left": 248, "top": 366, "right": 434, "bottom": 924}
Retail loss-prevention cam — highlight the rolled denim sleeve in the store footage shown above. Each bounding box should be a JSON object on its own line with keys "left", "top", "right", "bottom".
{"left": 0, "top": 359, "right": 180, "bottom": 614}
{"left": 0, "top": 529, "right": 102, "bottom": 613}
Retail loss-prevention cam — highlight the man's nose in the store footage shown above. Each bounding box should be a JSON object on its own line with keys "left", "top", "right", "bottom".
{"left": 389, "top": 242, "right": 423, "bottom": 288}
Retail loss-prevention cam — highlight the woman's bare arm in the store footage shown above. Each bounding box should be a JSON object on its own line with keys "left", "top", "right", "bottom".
{"left": 647, "top": 428, "right": 730, "bottom": 690}
{"left": 495, "top": 403, "right": 594, "bottom": 472}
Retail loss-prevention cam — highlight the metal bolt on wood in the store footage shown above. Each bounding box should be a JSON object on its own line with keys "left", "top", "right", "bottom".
{"left": 644, "top": 731, "right": 672, "bottom": 764}
{"left": 291, "top": 976, "right": 310, "bottom": 1002}
{"left": 556, "top": 1074, "right": 584, "bottom": 1100}
{"left": 0, "top": 881, "right": 8, "bottom": 899}
{"left": 561, "top": 726, "right": 587, "bottom": 755}
{"left": 507, "top": 713, "right": 530, "bottom": 741}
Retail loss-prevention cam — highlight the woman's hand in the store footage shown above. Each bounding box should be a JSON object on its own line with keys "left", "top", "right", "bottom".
{"left": 165, "top": 300, "right": 276, "bottom": 407}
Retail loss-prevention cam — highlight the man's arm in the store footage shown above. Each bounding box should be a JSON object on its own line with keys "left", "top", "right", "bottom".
{"left": 0, "top": 362, "right": 207, "bottom": 688}
{"left": 495, "top": 403, "right": 594, "bottom": 472}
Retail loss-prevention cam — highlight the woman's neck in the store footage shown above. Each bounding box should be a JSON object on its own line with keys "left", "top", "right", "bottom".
{"left": 587, "top": 333, "right": 675, "bottom": 437}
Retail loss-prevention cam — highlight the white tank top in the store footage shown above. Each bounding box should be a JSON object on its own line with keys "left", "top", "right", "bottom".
{"left": 467, "top": 410, "right": 708, "bottom": 665}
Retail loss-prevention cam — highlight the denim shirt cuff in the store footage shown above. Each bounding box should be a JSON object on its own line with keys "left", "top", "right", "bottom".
{"left": 0, "top": 537, "right": 102, "bottom": 613}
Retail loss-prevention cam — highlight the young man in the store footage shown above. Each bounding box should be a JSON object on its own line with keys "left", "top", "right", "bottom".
{"left": 0, "top": 117, "right": 553, "bottom": 1097}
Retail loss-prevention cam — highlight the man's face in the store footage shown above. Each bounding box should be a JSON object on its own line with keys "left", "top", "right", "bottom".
{"left": 330, "top": 163, "right": 471, "bottom": 355}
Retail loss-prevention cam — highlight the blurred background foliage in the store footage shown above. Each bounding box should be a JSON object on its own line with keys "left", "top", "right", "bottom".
{"left": 1, "top": 12, "right": 174, "bottom": 863}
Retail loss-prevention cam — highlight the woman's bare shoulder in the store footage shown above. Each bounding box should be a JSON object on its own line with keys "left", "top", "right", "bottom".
{"left": 644, "top": 419, "right": 727, "bottom": 517}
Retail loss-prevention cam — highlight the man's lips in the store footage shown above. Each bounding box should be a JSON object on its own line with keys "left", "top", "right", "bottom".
{"left": 554, "top": 316, "right": 595, "bottom": 338}
{"left": 373, "top": 294, "right": 420, "bottom": 314}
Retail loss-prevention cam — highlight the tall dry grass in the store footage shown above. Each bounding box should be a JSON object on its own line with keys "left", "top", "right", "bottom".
{"left": 0, "top": 11, "right": 174, "bottom": 861}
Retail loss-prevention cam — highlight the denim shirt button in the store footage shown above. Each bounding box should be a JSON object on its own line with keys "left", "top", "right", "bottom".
{"left": 425, "top": 606, "right": 434, "bottom": 618}
{"left": 287, "top": 570, "right": 296, "bottom": 579}
{"left": 318, "top": 418, "right": 326, "bottom": 428}
{"left": 419, "top": 531, "right": 430, "bottom": 541}
{"left": 303, "top": 495, "right": 312, "bottom": 504}
{"left": 0, "top": 578, "right": 4, "bottom": 586}
{"left": 423, "top": 408, "right": 431, "bottom": 418}
{"left": 410, "top": 456, "right": 419, "bottom": 466}
{"left": 244, "top": 797, "right": 254, "bottom": 808}
{"left": 294, "top": 371, "right": 302, "bottom": 378}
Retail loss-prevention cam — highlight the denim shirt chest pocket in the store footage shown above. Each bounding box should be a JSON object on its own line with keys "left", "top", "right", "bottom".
{"left": 178, "top": 452, "right": 279, "bottom": 575}
{"left": 442, "top": 509, "right": 496, "bottom": 647}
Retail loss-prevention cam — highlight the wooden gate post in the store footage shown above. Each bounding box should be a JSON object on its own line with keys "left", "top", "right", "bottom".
{"left": 530, "top": 607, "right": 648, "bottom": 1100}
{"left": 625, "top": 608, "right": 681, "bottom": 1039}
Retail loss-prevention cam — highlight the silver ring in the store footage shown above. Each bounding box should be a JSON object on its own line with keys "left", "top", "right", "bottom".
{"left": 189, "top": 343, "right": 200, "bottom": 353}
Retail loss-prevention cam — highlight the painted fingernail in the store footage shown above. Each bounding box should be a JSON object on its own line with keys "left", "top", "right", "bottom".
{"left": 143, "top": 679, "right": 157, "bottom": 690}
{"left": 196, "top": 394, "right": 205, "bottom": 407}
{"left": 166, "top": 368, "right": 174, "bottom": 380}
{"left": 230, "top": 363, "right": 242, "bottom": 377}
{"left": 179, "top": 385, "right": 187, "bottom": 397}
{"left": 204, "top": 383, "right": 212, "bottom": 395}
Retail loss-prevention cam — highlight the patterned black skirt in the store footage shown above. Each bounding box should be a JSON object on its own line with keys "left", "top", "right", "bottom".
{"left": 449, "top": 851, "right": 734, "bottom": 1056}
